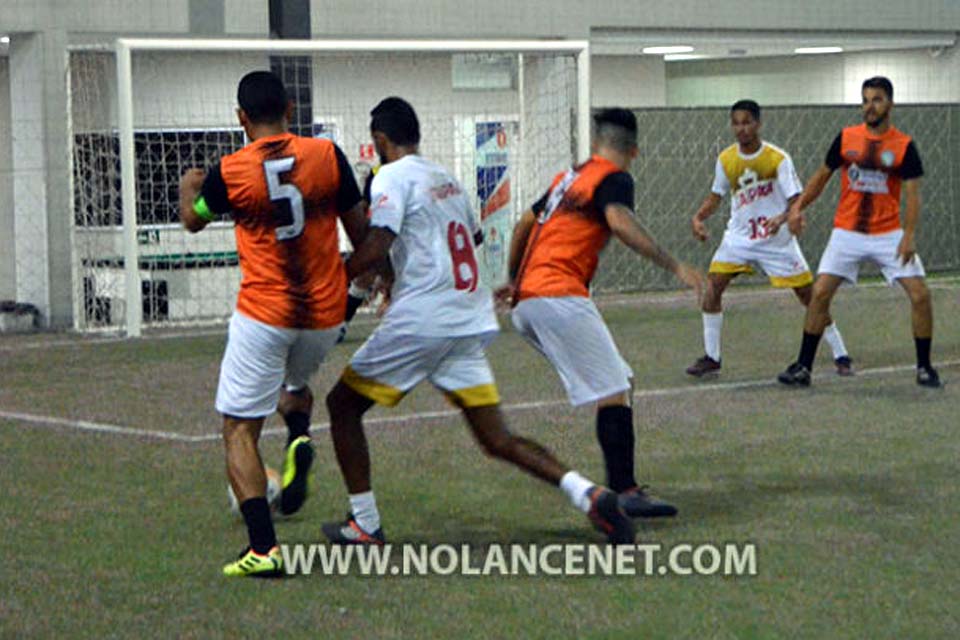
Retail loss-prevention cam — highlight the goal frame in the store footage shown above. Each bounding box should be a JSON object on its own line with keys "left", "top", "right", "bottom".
{"left": 101, "top": 37, "right": 590, "bottom": 337}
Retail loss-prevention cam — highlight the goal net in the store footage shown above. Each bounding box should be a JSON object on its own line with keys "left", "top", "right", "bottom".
{"left": 69, "top": 39, "right": 588, "bottom": 335}
{"left": 593, "top": 103, "right": 960, "bottom": 294}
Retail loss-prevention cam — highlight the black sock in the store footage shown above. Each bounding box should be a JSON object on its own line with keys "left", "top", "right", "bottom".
{"left": 798, "top": 331, "right": 823, "bottom": 370}
{"left": 284, "top": 411, "right": 310, "bottom": 446}
{"left": 345, "top": 294, "right": 365, "bottom": 323}
{"left": 596, "top": 405, "right": 636, "bottom": 493}
{"left": 239, "top": 497, "right": 277, "bottom": 554}
{"left": 915, "top": 337, "right": 932, "bottom": 370}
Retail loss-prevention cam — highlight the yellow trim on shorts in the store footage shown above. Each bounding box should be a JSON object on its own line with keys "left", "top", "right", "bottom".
{"left": 341, "top": 366, "right": 405, "bottom": 407}
{"left": 443, "top": 383, "right": 501, "bottom": 409}
{"left": 769, "top": 271, "right": 814, "bottom": 288}
{"left": 709, "top": 261, "right": 754, "bottom": 275}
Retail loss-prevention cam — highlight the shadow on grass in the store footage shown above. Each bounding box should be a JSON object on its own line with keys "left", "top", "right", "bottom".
{"left": 809, "top": 379, "right": 950, "bottom": 401}
{"left": 664, "top": 467, "right": 946, "bottom": 526}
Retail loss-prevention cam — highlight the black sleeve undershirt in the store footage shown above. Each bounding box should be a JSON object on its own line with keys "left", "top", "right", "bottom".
{"left": 199, "top": 163, "right": 231, "bottom": 215}
{"left": 900, "top": 141, "right": 924, "bottom": 180}
{"left": 824, "top": 133, "right": 844, "bottom": 170}
{"left": 333, "top": 144, "right": 363, "bottom": 213}
{"left": 593, "top": 171, "right": 635, "bottom": 214}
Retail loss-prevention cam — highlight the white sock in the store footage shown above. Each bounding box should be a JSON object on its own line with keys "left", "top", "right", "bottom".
{"left": 823, "top": 322, "right": 848, "bottom": 359}
{"left": 348, "top": 280, "right": 369, "bottom": 298}
{"left": 703, "top": 312, "right": 723, "bottom": 361}
{"left": 349, "top": 491, "right": 381, "bottom": 533}
{"left": 560, "top": 471, "right": 594, "bottom": 513}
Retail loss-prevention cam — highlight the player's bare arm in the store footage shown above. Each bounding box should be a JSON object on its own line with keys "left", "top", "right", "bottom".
{"left": 787, "top": 164, "right": 834, "bottom": 236}
{"left": 605, "top": 203, "right": 704, "bottom": 297}
{"left": 898, "top": 178, "right": 922, "bottom": 265}
{"left": 339, "top": 200, "right": 370, "bottom": 252}
{"left": 495, "top": 208, "right": 537, "bottom": 306}
{"left": 691, "top": 192, "right": 722, "bottom": 242}
{"left": 345, "top": 226, "right": 395, "bottom": 281}
{"left": 763, "top": 194, "right": 799, "bottom": 235}
{"left": 507, "top": 209, "right": 536, "bottom": 281}
{"left": 178, "top": 168, "right": 210, "bottom": 233}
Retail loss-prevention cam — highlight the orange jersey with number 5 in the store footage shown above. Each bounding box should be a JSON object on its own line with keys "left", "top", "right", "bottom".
{"left": 219, "top": 133, "right": 349, "bottom": 329}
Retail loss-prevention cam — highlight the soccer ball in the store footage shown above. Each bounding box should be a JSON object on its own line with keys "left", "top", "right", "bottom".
{"left": 227, "top": 466, "right": 282, "bottom": 515}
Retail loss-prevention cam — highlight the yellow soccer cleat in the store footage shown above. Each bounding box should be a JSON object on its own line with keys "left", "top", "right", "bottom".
{"left": 222, "top": 546, "right": 283, "bottom": 578}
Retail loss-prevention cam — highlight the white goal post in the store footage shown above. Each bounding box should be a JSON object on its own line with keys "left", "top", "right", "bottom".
{"left": 69, "top": 38, "right": 590, "bottom": 337}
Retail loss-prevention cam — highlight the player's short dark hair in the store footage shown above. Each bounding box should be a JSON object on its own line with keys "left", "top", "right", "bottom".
{"left": 237, "top": 71, "right": 289, "bottom": 124}
{"left": 862, "top": 76, "right": 894, "bottom": 100}
{"left": 730, "top": 99, "right": 761, "bottom": 120}
{"left": 370, "top": 97, "right": 420, "bottom": 145}
{"left": 593, "top": 108, "right": 637, "bottom": 153}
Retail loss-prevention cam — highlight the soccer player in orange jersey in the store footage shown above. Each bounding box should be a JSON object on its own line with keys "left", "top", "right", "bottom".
{"left": 179, "top": 71, "right": 368, "bottom": 577}
{"left": 321, "top": 98, "right": 635, "bottom": 546}
{"left": 339, "top": 166, "right": 380, "bottom": 341}
{"left": 499, "top": 109, "right": 704, "bottom": 519}
{"left": 778, "top": 76, "right": 941, "bottom": 388}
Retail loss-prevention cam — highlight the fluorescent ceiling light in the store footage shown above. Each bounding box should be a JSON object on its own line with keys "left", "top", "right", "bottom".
{"left": 794, "top": 46, "right": 843, "bottom": 54}
{"left": 0, "top": 37, "right": 9, "bottom": 44}
{"left": 642, "top": 45, "right": 694, "bottom": 54}
{"left": 664, "top": 53, "right": 707, "bottom": 61}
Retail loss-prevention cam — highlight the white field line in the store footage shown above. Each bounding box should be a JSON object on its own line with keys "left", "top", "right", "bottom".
{"left": 0, "top": 327, "right": 227, "bottom": 352}
{"left": 0, "top": 317, "right": 384, "bottom": 352}
{"left": 597, "top": 277, "right": 960, "bottom": 309}
{"left": 3, "top": 278, "right": 958, "bottom": 353}
{"left": 2, "top": 359, "right": 955, "bottom": 444}
{"left": 0, "top": 410, "right": 201, "bottom": 442}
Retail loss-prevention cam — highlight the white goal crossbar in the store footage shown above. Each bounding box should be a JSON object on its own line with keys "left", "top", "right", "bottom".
{"left": 78, "top": 38, "right": 590, "bottom": 337}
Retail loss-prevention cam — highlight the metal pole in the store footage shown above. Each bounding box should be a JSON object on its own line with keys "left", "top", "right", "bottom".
{"left": 116, "top": 41, "right": 141, "bottom": 337}
{"left": 576, "top": 45, "right": 591, "bottom": 163}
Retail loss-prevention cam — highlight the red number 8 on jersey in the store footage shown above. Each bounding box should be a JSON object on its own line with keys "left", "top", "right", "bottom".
{"left": 448, "top": 221, "right": 478, "bottom": 292}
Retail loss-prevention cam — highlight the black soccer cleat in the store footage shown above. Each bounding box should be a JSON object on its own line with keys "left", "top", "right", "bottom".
{"left": 587, "top": 487, "right": 635, "bottom": 544}
{"left": 916, "top": 366, "right": 942, "bottom": 388}
{"left": 686, "top": 355, "right": 722, "bottom": 378}
{"left": 619, "top": 485, "right": 678, "bottom": 519}
{"left": 279, "top": 436, "right": 314, "bottom": 516}
{"left": 834, "top": 356, "right": 854, "bottom": 377}
{"left": 778, "top": 362, "right": 811, "bottom": 387}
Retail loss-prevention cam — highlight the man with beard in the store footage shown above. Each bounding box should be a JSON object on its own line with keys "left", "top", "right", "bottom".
{"left": 777, "top": 76, "right": 941, "bottom": 388}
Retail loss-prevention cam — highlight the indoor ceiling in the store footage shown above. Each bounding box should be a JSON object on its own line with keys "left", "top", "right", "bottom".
{"left": 3, "top": 30, "right": 956, "bottom": 60}
{"left": 591, "top": 28, "right": 958, "bottom": 61}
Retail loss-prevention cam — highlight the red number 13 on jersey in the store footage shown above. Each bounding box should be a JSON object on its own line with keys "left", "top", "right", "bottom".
{"left": 448, "top": 221, "right": 478, "bottom": 292}
{"left": 748, "top": 216, "right": 770, "bottom": 240}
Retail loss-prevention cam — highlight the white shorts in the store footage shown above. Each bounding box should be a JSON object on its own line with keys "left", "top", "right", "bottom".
{"left": 216, "top": 311, "right": 342, "bottom": 418}
{"left": 818, "top": 228, "right": 926, "bottom": 284}
{"left": 709, "top": 232, "right": 813, "bottom": 288}
{"left": 342, "top": 328, "right": 501, "bottom": 408}
{"left": 512, "top": 296, "right": 633, "bottom": 407}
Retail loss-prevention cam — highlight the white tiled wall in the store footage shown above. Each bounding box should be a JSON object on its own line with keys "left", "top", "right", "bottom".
{"left": 224, "top": 0, "right": 269, "bottom": 35}
{"left": 592, "top": 56, "right": 667, "bottom": 108}
{"left": 309, "top": 0, "right": 960, "bottom": 38}
{"left": 666, "top": 47, "right": 960, "bottom": 106}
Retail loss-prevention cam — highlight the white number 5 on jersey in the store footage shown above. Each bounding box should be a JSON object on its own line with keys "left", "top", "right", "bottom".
{"left": 264, "top": 156, "right": 305, "bottom": 241}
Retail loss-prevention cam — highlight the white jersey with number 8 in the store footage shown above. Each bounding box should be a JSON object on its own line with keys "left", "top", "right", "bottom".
{"left": 369, "top": 155, "right": 498, "bottom": 337}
